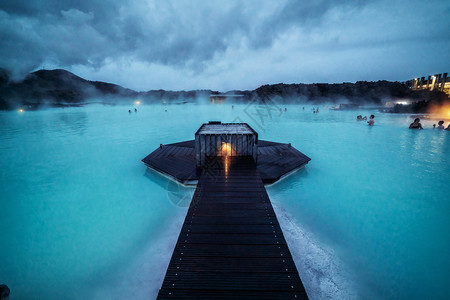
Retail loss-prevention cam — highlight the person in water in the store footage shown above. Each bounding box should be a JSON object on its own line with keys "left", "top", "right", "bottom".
{"left": 367, "top": 115, "right": 375, "bottom": 126}
{"left": 409, "top": 118, "right": 423, "bottom": 129}
{"left": 437, "top": 120, "right": 445, "bottom": 129}
{"left": 446, "top": 124, "right": 450, "bottom": 131}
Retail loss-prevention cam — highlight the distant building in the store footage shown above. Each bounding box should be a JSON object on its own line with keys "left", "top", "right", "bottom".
{"left": 385, "top": 99, "right": 417, "bottom": 108}
{"left": 407, "top": 72, "right": 449, "bottom": 95}
{"left": 210, "top": 95, "right": 226, "bottom": 103}
{"left": 210, "top": 94, "right": 245, "bottom": 103}
{"left": 339, "top": 103, "right": 360, "bottom": 110}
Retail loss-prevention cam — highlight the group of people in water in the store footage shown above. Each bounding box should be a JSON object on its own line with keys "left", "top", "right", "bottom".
{"left": 355, "top": 114, "right": 449, "bottom": 130}
{"left": 433, "top": 120, "right": 450, "bottom": 130}
{"left": 410, "top": 118, "right": 450, "bottom": 130}
{"left": 357, "top": 114, "right": 375, "bottom": 126}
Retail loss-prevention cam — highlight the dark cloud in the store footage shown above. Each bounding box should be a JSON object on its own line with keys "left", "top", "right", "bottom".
{"left": 0, "top": 0, "right": 449, "bottom": 90}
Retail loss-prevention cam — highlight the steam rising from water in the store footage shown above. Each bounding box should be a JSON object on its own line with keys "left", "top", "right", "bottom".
{"left": 428, "top": 102, "right": 450, "bottom": 120}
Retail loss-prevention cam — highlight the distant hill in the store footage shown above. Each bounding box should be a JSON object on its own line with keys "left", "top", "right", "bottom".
{"left": 253, "top": 81, "right": 416, "bottom": 103}
{"left": 0, "top": 68, "right": 447, "bottom": 110}
{"left": 0, "top": 69, "right": 138, "bottom": 109}
{"left": 248, "top": 82, "right": 449, "bottom": 111}
{"left": 0, "top": 68, "right": 215, "bottom": 110}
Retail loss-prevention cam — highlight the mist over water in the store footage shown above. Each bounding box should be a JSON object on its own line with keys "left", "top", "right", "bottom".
{"left": 0, "top": 103, "right": 449, "bottom": 299}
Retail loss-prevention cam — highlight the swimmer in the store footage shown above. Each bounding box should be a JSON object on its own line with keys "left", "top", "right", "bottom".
{"left": 437, "top": 120, "right": 444, "bottom": 129}
{"left": 134, "top": 108, "right": 137, "bottom": 112}
{"left": 446, "top": 124, "right": 450, "bottom": 131}
{"left": 356, "top": 115, "right": 362, "bottom": 121}
{"left": 367, "top": 115, "right": 375, "bottom": 126}
{"left": 128, "top": 110, "right": 131, "bottom": 113}
{"left": 409, "top": 118, "right": 423, "bottom": 129}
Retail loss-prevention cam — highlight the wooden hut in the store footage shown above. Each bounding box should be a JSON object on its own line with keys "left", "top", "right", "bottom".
{"left": 195, "top": 121, "right": 258, "bottom": 167}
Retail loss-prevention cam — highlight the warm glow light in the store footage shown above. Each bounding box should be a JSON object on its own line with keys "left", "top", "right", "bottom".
{"left": 395, "top": 101, "right": 408, "bottom": 105}
{"left": 134, "top": 100, "right": 141, "bottom": 106}
{"left": 224, "top": 155, "right": 229, "bottom": 177}
{"left": 221, "top": 142, "right": 232, "bottom": 156}
{"left": 428, "top": 103, "right": 450, "bottom": 119}
{"left": 18, "top": 108, "right": 24, "bottom": 113}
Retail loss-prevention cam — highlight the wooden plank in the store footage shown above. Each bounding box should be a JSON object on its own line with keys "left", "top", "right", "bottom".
{"left": 215, "top": 135, "right": 221, "bottom": 156}
{"left": 195, "top": 135, "right": 200, "bottom": 165}
{"left": 167, "top": 257, "right": 297, "bottom": 273}
{"left": 160, "top": 271, "right": 305, "bottom": 291}
{"left": 201, "top": 135, "right": 206, "bottom": 165}
{"left": 183, "top": 216, "right": 279, "bottom": 225}
{"left": 206, "top": 134, "right": 210, "bottom": 156}
{"left": 180, "top": 224, "right": 282, "bottom": 234}
{"left": 176, "top": 233, "right": 286, "bottom": 245}
{"left": 173, "top": 243, "right": 292, "bottom": 258}
{"left": 157, "top": 289, "right": 308, "bottom": 300}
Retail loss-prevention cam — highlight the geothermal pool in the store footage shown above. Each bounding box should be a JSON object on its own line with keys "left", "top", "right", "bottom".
{"left": 0, "top": 103, "right": 449, "bottom": 299}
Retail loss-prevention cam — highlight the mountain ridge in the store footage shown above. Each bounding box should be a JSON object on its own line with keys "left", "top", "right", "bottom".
{"left": 0, "top": 68, "right": 447, "bottom": 110}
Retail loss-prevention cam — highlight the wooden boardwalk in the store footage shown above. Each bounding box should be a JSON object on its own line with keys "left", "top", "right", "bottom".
{"left": 156, "top": 157, "right": 308, "bottom": 299}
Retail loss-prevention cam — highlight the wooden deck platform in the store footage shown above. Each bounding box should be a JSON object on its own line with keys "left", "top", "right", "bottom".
{"left": 156, "top": 157, "right": 308, "bottom": 299}
{"left": 142, "top": 140, "right": 310, "bottom": 184}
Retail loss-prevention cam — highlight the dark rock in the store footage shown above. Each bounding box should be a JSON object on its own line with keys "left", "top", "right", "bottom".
{"left": 0, "top": 97, "right": 10, "bottom": 110}
{"left": 0, "top": 284, "right": 10, "bottom": 299}
{"left": 0, "top": 68, "right": 10, "bottom": 85}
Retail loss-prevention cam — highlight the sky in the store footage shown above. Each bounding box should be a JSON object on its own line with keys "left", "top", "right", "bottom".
{"left": 0, "top": 0, "right": 449, "bottom": 92}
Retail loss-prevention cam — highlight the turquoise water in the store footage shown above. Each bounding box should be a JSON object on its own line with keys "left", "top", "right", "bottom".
{"left": 0, "top": 103, "right": 449, "bottom": 299}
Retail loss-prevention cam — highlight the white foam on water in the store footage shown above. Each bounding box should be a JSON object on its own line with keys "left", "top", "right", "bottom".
{"left": 86, "top": 212, "right": 186, "bottom": 300}
{"left": 272, "top": 203, "right": 358, "bottom": 300}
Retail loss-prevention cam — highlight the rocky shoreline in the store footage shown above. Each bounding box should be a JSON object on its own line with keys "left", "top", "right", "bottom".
{"left": 0, "top": 284, "right": 10, "bottom": 299}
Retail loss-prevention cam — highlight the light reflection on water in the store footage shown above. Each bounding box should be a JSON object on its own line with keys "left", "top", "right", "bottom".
{"left": 0, "top": 104, "right": 449, "bottom": 300}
